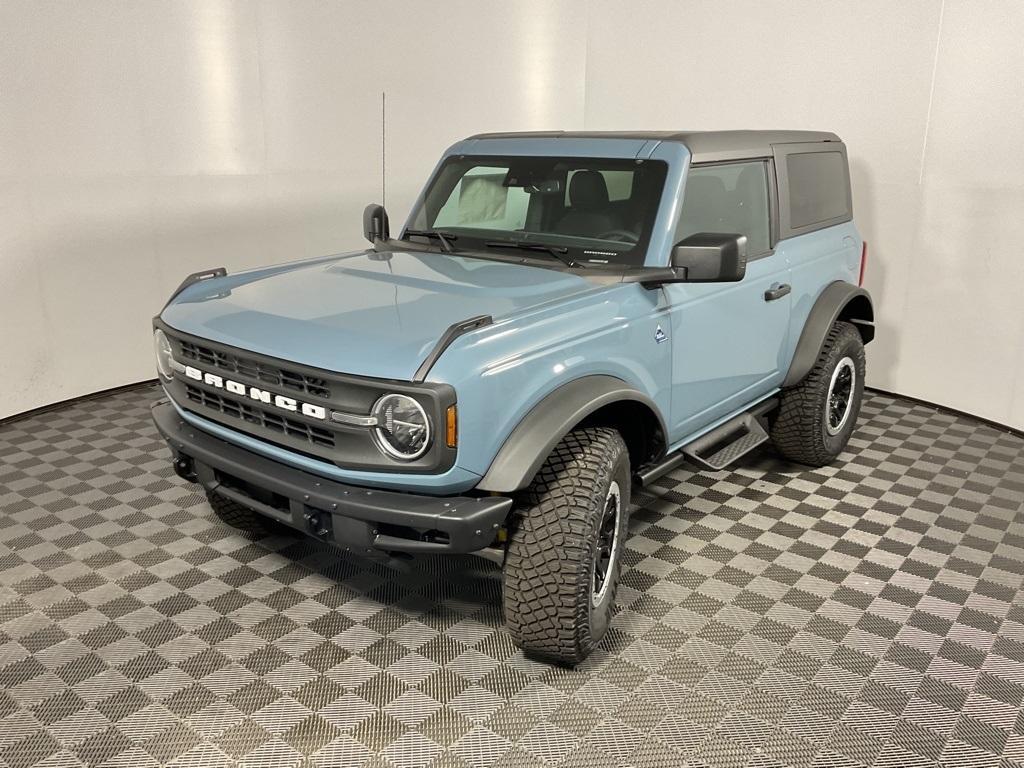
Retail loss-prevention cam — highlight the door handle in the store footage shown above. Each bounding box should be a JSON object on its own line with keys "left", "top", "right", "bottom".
{"left": 764, "top": 283, "right": 791, "bottom": 302}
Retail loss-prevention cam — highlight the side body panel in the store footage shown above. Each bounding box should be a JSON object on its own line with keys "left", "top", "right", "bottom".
{"left": 777, "top": 221, "right": 862, "bottom": 369}
{"left": 661, "top": 151, "right": 791, "bottom": 440}
{"left": 428, "top": 281, "right": 673, "bottom": 480}
{"left": 663, "top": 253, "right": 793, "bottom": 438}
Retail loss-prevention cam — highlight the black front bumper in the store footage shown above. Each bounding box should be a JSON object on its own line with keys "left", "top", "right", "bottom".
{"left": 152, "top": 400, "right": 512, "bottom": 554}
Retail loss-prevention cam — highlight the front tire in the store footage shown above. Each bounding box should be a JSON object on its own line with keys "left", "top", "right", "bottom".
{"left": 771, "top": 320, "right": 866, "bottom": 466}
{"left": 502, "top": 427, "right": 631, "bottom": 666}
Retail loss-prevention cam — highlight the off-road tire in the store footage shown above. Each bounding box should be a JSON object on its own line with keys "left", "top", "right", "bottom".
{"left": 771, "top": 320, "right": 866, "bottom": 466}
{"left": 206, "top": 490, "right": 269, "bottom": 537}
{"left": 503, "top": 427, "right": 631, "bottom": 666}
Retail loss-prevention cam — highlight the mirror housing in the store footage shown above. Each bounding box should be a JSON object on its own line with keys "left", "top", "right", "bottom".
{"left": 363, "top": 204, "right": 390, "bottom": 243}
{"left": 670, "top": 233, "right": 747, "bottom": 282}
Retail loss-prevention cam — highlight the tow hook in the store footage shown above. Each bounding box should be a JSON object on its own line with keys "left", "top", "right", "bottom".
{"left": 173, "top": 453, "right": 196, "bottom": 482}
{"left": 303, "top": 509, "right": 333, "bottom": 539}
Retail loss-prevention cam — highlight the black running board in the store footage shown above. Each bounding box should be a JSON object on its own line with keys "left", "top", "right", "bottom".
{"left": 636, "top": 398, "right": 777, "bottom": 485}
{"left": 682, "top": 412, "right": 769, "bottom": 471}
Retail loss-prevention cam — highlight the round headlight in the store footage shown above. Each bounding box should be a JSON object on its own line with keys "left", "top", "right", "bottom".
{"left": 372, "top": 394, "right": 431, "bottom": 460}
{"left": 154, "top": 329, "right": 174, "bottom": 380}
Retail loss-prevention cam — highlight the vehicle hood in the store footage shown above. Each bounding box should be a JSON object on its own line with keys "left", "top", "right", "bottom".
{"left": 160, "top": 249, "right": 599, "bottom": 380}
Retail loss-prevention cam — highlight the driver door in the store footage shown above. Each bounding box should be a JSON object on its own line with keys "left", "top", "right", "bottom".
{"left": 664, "top": 160, "right": 792, "bottom": 440}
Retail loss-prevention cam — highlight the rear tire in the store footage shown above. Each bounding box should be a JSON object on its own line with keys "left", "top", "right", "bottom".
{"left": 206, "top": 490, "right": 269, "bottom": 537}
{"left": 771, "top": 320, "right": 865, "bottom": 466}
{"left": 502, "top": 427, "right": 631, "bottom": 666}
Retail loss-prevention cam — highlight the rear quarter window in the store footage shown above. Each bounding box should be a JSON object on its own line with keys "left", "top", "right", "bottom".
{"left": 786, "top": 150, "right": 851, "bottom": 230}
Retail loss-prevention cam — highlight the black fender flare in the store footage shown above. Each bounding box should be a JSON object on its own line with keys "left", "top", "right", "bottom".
{"left": 783, "top": 281, "right": 874, "bottom": 387}
{"left": 476, "top": 375, "right": 667, "bottom": 493}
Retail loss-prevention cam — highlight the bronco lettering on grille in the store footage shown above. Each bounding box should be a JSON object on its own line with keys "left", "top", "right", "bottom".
{"left": 183, "top": 365, "right": 327, "bottom": 420}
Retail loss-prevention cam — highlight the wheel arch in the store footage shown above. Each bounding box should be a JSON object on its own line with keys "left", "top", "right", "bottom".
{"left": 783, "top": 281, "right": 874, "bottom": 388}
{"left": 476, "top": 375, "right": 667, "bottom": 493}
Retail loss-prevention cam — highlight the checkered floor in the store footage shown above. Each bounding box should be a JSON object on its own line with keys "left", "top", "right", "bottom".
{"left": 2, "top": 385, "right": 1023, "bottom": 768}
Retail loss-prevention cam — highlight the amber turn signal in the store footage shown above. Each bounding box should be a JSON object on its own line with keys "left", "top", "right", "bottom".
{"left": 445, "top": 405, "right": 458, "bottom": 448}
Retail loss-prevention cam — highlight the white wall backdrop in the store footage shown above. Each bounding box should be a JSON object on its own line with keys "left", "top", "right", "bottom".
{"left": 0, "top": 0, "right": 587, "bottom": 418}
{"left": 2, "top": 0, "right": 1023, "bottom": 430}
{"left": 583, "top": 0, "right": 1024, "bottom": 430}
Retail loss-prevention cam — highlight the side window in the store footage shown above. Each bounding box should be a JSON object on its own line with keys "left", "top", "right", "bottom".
{"left": 678, "top": 161, "right": 771, "bottom": 255}
{"left": 785, "top": 151, "right": 850, "bottom": 230}
{"left": 434, "top": 166, "right": 530, "bottom": 230}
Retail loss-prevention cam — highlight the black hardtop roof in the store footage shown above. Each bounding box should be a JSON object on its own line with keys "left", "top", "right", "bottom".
{"left": 465, "top": 130, "right": 842, "bottom": 163}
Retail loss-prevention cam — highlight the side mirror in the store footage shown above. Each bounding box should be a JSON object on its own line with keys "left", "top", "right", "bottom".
{"left": 670, "top": 233, "right": 747, "bottom": 282}
{"left": 363, "top": 204, "right": 390, "bottom": 243}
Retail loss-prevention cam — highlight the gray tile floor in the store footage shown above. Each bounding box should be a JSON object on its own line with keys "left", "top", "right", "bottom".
{"left": 2, "top": 385, "right": 1024, "bottom": 768}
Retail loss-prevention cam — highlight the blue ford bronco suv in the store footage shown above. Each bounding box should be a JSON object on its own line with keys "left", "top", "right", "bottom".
{"left": 152, "top": 130, "right": 873, "bottom": 665}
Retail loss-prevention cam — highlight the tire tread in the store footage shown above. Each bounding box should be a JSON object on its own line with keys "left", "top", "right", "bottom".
{"left": 771, "top": 320, "right": 865, "bottom": 466}
{"left": 206, "top": 491, "right": 269, "bottom": 537}
{"left": 503, "top": 427, "right": 628, "bottom": 666}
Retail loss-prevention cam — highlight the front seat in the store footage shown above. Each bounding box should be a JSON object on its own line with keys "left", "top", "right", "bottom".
{"left": 554, "top": 170, "right": 618, "bottom": 237}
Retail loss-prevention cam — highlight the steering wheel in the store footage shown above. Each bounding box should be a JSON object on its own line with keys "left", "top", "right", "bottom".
{"left": 597, "top": 229, "right": 640, "bottom": 244}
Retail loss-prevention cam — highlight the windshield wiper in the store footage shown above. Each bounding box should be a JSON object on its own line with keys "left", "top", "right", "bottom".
{"left": 484, "top": 240, "right": 578, "bottom": 268}
{"left": 403, "top": 228, "right": 457, "bottom": 253}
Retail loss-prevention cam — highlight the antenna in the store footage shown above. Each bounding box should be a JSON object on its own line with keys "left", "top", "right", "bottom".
{"left": 381, "top": 91, "right": 386, "bottom": 210}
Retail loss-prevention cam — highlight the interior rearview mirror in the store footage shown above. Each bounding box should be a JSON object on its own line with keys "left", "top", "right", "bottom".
{"left": 670, "top": 233, "right": 747, "bottom": 282}
{"left": 363, "top": 204, "right": 390, "bottom": 243}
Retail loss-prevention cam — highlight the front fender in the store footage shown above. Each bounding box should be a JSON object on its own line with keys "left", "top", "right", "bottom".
{"left": 476, "top": 375, "right": 667, "bottom": 493}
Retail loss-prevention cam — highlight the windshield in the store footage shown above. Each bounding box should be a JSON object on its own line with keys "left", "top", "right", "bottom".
{"left": 406, "top": 155, "right": 668, "bottom": 267}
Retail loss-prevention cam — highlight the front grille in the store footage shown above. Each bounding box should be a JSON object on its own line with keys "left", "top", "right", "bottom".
{"left": 185, "top": 384, "right": 335, "bottom": 449}
{"left": 178, "top": 339, "right": 331, "bottom": 398}
{"left": 159, "top": 322, "right": 455, "bottom": 473}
